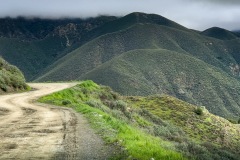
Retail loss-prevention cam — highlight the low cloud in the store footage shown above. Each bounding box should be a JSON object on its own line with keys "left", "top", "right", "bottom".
{"left": 0, "top": 0, "right": 239, "bottom": 30}
{"left": 196, "top": 0, "right": 240, "bottom": 5}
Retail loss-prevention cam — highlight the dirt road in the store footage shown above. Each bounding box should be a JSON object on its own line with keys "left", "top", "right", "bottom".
{"left": 0, "top": 83, "right": 113, "bottom": 160}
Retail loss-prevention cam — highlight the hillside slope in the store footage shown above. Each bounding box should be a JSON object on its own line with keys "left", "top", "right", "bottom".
{"left": 34, "top": 16, "right": 240, "bottom": 119}
{"left": 1, "top": 12, "right": 240, "bottom": 120}
{"left": 80, "top": 49, "right": 240, "bottom": 119}
{"left": 40, "top": 81, "right": 240, "bottom": 160}
{"left": 36, "top": 23, "right": 240, "bottom": 81}
{"left": 0, "top": 57, "right": 28, "bottom": 93}
{"left": 0, "top": 16, "right": 116, "bottom": 80}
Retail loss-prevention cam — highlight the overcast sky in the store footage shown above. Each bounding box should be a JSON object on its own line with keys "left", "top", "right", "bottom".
{"left": 0, "top": 0, "right": 239, "bottom": 31}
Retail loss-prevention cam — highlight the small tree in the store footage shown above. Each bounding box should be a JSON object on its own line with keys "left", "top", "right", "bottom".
{"left": 238, "top": 118, "right": 240, "bottom": 124}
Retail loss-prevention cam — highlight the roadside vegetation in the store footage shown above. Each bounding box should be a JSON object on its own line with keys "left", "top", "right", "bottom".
{"left": 39, "top": 80, "right": 185, "bottom": 159}
{"left": 39, "top": 80, "right": 240, "bottom": 160}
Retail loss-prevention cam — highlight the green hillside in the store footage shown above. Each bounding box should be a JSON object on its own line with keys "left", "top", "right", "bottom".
{"left": 80, "top": 49, "right": 240, "bottom": 119}
{"left": 39, "top": 81, "right": 240, "bottom": 160}
{"left": 36, "top": 23, "right": 240, "bottom": 81}
{"left": 1, "top": 12, "right": 240, "bottom": 121}
{"left": 0, "top": 57, "right": 29, "bottom": 93}
{"left": 35, "top": 21, "right": 240, "bottom": 120}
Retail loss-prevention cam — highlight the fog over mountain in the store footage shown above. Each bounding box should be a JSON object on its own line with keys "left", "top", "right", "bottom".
{"left": 0, "top": 0, "right": 240, "bottom": 30}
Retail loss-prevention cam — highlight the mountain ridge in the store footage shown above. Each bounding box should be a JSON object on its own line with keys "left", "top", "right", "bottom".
{"left": 1, "top": 12, "right": 240, "bottom": 120}
{"left": 36, "top": 23, "right": 240, "bottom": 81}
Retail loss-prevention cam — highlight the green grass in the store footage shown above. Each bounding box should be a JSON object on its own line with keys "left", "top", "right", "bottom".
{"left": 127, "top": 95, "right": 240, "bottom": 150}
{"left": 39, "top": 80, "right": 240, "bottom": 159}
{"left": 74, "top": 105, "right": 182, "bottom": 160}
{"left": 39, "top": 80, "right": 185, "bottom": 160}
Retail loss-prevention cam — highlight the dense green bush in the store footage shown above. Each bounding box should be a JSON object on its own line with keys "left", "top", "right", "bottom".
{"left": 194, "top": 107, "right": 203, "bottom": 115}
{"left": 0, "top": 57, "right": 29, "bottom": 93}
{"left": 62, "top": 100, "right": 71, "bottom": 105}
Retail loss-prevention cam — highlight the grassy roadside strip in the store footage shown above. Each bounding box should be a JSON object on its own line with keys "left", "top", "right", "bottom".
{"left": 38, "top": 81, "right": 185, "bottom": 160}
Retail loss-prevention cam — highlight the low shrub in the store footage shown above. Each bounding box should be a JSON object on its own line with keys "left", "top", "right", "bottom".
{"left": 62, "top": 100, "right": 71, "bottom": 105}
{"left": 85, "top": 99, "right": 110, "bottom": 113}
{"left": 194, "top": 107, "right": 203, "bottom": 115}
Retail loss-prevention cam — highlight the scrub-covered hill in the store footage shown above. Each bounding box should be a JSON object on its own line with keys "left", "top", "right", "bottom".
{"left": 40, "top": 81, "right": 240, "bottom": 160}
{"left": 80, "top": 49, "right": 240, "bottom": 119}
{"left": 0, "top": 57, "right": 29, "bottom": 93}
{"left": 35, "top": 20, "right": 240, "bottom": 120}
{"left": 36, "top": 22, "right": 240, "bottom": 81}
{"left": 1, "top": 12, "right": 240, "bottom": 120}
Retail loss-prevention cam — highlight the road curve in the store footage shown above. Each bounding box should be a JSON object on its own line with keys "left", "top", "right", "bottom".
{"left": 0, "top": 83, "right": 113, "bottom": 160}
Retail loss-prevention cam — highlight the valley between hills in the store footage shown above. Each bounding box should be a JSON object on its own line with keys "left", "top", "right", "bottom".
{"left": 0, "top": 12, "right": 240, "bottom": 159}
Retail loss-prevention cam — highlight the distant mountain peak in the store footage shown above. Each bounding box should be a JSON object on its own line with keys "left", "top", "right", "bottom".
{"left": 201, "top": 26, "right": 237, "bottom": 40}
{"left": 122, "top": 12, "right": 187, "bottom": 31}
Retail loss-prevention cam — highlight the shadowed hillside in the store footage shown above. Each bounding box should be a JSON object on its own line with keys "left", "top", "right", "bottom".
{"left": 201, "top": 27, "right": 238, "bottom": 40}
{"left": 0, "top": 16, "right": 117, "bottom": 80}
{"left": 233, "top": 30, "right": 240, "bottom": 37}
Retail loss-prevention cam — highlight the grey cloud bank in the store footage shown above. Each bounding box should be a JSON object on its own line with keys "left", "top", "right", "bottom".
{"left": 0, "top": 0, "right": 240, "bottom": 31}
